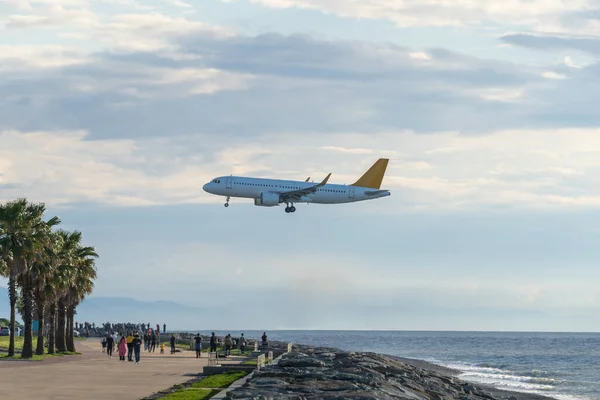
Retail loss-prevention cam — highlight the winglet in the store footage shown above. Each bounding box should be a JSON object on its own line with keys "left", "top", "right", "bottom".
{"left": 319, "top": 173, "right": 331, "bottom": 186}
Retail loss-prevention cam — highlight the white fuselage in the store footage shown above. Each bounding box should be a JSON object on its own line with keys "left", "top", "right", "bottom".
{"left": 202, "top": 176, "right": 390, "bottom": 205}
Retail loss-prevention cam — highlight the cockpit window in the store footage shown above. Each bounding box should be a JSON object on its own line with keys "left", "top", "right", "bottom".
{"left": 213, "top": 179, "right": 221, "bottom": 183}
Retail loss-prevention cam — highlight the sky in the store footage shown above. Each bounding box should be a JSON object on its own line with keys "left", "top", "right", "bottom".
{"left": 2, "top": 0, "right": 600, "bottom": 331}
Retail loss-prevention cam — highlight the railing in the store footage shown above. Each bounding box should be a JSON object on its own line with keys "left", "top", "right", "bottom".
{"left": 208, "top": 352, "right": 219, "bottom": 366}
{"left": 257, "top": 354, "right": 265, "bottom": 370}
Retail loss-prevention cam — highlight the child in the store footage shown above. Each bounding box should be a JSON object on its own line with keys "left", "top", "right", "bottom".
{"left": 160, "top": 343, "right": 165, "bottom": 354}
{"left": 101, "top": 338, "right": 107, "bottom": 353}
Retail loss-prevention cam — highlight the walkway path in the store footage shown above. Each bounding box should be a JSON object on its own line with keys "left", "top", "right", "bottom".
{"left": 0, "top": 339, "right": 242, "bottom": 400}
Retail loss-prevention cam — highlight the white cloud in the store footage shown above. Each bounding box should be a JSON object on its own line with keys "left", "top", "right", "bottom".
{"left": 541, "top": 71, "right": 566, "bottom": 79}
{"left": 247, "top": 0, "right": 593, "bottom": 32}
{"left": 4, "top": 128, "right": 600, "bottom": 210}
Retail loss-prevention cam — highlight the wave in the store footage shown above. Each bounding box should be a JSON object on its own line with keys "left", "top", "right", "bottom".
{"left": 426, "top": 360, "right": 592, "bottom": 400}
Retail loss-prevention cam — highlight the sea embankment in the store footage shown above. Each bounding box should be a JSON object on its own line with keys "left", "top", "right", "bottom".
{"left": 224, "top": 342, "right": 556, "bottom": 400}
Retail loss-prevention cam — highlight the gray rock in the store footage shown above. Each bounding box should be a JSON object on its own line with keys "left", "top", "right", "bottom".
{"left": 224, "top": 345, "right": 529, "bottom": 400}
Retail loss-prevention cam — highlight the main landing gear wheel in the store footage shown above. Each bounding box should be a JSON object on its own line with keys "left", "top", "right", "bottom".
{"left": 224, "top": 196, "right": 230, "bottom": 207}
{"left": 284, "top": 205, "right": 296, "bottom": 213}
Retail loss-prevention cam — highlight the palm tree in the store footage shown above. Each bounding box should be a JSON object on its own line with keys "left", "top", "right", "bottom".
{"left": 66, "top": 245, "right": 97, "bottom": 352}
{"left": 15, "top": 210, "right": 60, "bottom": 358}
{"left": 54, "top": 230, "right": 90, "bottom": 353}
{"left": 31, "top": 232, "right": 63, "bottom": 355}
{"left": 1, "top": 200, "right": 97, "bottom": 358}
{"left": 0, "top": 199, "right": 57, "bottom": 358}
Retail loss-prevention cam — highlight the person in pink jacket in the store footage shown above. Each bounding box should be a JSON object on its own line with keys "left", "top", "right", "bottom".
{"left": 119, "top": 335, "right": 127, "bottom": 361}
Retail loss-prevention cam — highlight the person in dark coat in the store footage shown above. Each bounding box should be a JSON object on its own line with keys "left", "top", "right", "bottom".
{"left": 210, "top": 332, "right": 217, "bottom": 352}
{"left": 133, "top": 332, "right": 142, "bottom": 364}
{"left": 194, "top": 333, "right": 202, "bottom": 358}
{"left": 170, "top": 334, "right": 176, "bottom": 354}
{"left": 106, "top": 333, "right": 114, "bottom": 358}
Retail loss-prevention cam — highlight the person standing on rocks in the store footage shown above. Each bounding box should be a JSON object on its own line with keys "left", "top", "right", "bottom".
{"left": 239, "top": 333, "right": 246, "bottom": 353}
{"left": 106, "top": 333, "right": 114, "bottom": 359}
{"left": 224, "top": 334, "right": 232, "bottom": 356}
{"left": 119, "top": 335, "right": 127, "bottom": 361}
{"left": 133, "top": 332, "right": 142, "bottom": 365}
{"left": 262, "top": 332, "right": 268, "bottom": 349}
{"left": 210, "top": 332, "right": 217, "bottom": 353}
{"left": 194, "top": 333, "right": 202, "bottom": 359}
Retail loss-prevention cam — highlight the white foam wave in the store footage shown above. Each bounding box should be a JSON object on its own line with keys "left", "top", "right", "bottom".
{"left": 425, "top": 360, "right": 591, "bottom": 400}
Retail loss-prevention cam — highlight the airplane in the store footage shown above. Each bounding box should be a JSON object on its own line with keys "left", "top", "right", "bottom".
{"left": 202, "top": 158, "right": 390, "bottom": 213}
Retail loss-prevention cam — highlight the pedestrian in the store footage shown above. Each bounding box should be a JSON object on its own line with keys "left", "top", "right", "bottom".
{"left": 194, "top": 333, "right": 202, "bottom": 359}
{"left": 119, "top": 335, "right": 127, "bottom": 361}
{"left": 170, "top": 334, "right": 176, "bottom": 354}
{"left": 133, "top": 332, "right": 142, "bottom": 365}
{"left": 101, "top": 337, "right": 107, "bottom": 353}
{"left": 127, "top": 331, "right": 134, "bottom": 361}
{"left": 239, "top": 333, "right": 246, "bottom": 353}
{"left": 106, "top": 333, "right": 114, "bottom": 358}
{"left": 224, "top": 334, "right": 232, "bottom": 356}
{"left": 261, "top": 332, "right": 268, "bottom": 349}
{"left": 144, "top": 332, "right": 149, "bottom": 351}
{"left": 150, "top": 331, "right": 157, "bottom": 352}
{"left": 209, "top": 332, "right": 217, "bottom": 352}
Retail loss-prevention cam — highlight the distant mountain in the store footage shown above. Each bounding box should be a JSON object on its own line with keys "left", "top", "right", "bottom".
{"left": 75, "top": 296, "right": 246, "bottom": 331}
{"left": 1, "top": 288, "right": 246, "bottom": 331}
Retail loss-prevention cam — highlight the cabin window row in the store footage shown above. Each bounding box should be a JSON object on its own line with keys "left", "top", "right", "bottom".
{"left": 232, "top": 182, "right": 345, "bottom": 193}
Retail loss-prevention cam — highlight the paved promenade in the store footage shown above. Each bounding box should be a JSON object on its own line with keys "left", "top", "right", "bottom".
{"left": 0, "top": 339, "right": 242, "bottom": 400}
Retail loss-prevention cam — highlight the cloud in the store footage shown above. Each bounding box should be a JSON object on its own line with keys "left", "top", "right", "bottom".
{"left": 501, "top": 33, "right": 600, "bottom": 55}
{"left": 2, "top": 29, "right": 567, "bottom": 139}
{"left": 5, "top": 128, "right": 600, "bottom": 210}
{"left": 245, "top": 0, "right": 596, "bottom": 32}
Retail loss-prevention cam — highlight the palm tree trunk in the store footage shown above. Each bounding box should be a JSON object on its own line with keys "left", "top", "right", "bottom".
{"left": 20, "top": 280, "right": 34, "bottom": 359}
{"left": 8, "top": 276, "right": 17, "bottom": 357}
{"left": 47, "top": 303, "right": 56, "bottom": 354}
{"left": 66, "top": 304, "right": 75, "bottom": 352}
{"left": 56, "top": 297, "right": 67, "bottom": 352}
{"left": 35, "top": 295, "right": 45, "bottom": 355}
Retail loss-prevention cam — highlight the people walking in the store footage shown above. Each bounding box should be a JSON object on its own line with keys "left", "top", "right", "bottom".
{"left": 194, "top": 333, "right": 202, "bottom": 359}
{"left": 119, "top": 335, "right": 127, "bottom": 361}
{"left": 127, "top": 331, "right": 134, "bottom": 361}
{"left": 106, "top": 333, "right": 114, "bottom": 358}
{"left": 133, "top": 332, "right": 142, "bottom": 365}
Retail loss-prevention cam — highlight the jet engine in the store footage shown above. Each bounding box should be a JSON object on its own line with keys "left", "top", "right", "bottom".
{"left": 254, "top": 192, "right": 280, "bottom": 207}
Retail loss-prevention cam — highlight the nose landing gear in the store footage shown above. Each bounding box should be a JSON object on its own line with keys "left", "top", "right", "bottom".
{"left": 224, "top": 196, "right": 230, "bottom": 207}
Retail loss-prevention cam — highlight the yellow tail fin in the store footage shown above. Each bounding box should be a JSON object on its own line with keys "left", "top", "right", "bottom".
{"left": 351, "top": 158, "right": 389, "bottom": 189}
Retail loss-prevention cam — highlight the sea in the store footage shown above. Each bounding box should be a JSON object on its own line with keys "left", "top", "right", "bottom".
{"left": 199, "top": 330, "right": 600, "bottom": 400}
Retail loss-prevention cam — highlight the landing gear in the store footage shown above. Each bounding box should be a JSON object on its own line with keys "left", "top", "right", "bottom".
{"left": 284, "top": 203, "right": 296, "bottom": 213}
{"left": 224, "top": 196, "right": 230, "bottom": 207}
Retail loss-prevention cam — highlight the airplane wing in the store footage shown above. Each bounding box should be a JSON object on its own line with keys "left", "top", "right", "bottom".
{"left": 279, "top": 173, "right": 331, "bottom": 202}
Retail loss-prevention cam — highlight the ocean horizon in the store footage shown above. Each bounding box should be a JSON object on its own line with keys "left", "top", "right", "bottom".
{"left": 177, "top": 330, "right": 600, "bottom": 400}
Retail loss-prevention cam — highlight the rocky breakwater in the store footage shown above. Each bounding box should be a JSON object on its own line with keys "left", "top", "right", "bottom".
{"left": 224, "top": 345, "right": 552, "bottom": 400}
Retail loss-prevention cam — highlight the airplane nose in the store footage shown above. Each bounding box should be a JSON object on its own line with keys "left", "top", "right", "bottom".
{"left": 203, "top": 183, "right": 209, "bottom": 192}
